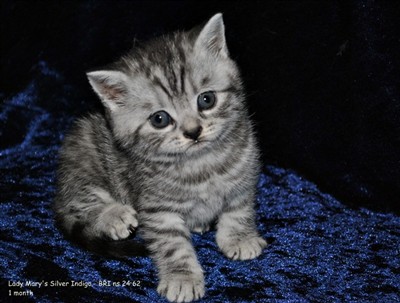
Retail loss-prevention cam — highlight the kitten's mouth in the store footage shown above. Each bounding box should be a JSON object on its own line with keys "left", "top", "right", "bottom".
{"left": 184, "top": 139, "right": 210, "bottom": 152}
{"left": 190, "top": 139, "right": 207, "bottom": 147}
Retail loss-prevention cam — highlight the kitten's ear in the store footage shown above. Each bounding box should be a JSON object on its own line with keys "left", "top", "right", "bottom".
{"left": 86, "top": 70, "right": 129, "bottom": 111}
{"left": 195, "top": 13, "right": 228, "bottom": 57}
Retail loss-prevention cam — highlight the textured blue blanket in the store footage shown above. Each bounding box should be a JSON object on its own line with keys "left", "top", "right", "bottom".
{"left": 0, "top": 63, "right": 399, "bottom": 302}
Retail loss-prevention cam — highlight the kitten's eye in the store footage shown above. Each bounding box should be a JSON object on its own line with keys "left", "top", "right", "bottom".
{"left": 149, "top": 111, "right": 171, "bottom": 129}
{"left": 197, "top": 91, "right": 216, "bottom": 111}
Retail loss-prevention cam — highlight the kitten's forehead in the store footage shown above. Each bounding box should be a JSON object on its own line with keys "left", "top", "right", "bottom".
{"left": 127, "top": 33, "right": 234, "bottom": 105}
{"left": 134, "top": 33, "right": 191, "bottom": 96}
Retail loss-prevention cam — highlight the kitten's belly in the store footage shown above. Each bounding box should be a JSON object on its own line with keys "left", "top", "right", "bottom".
{"left": 183, "top": 184, "right": 227, "bottom": 231}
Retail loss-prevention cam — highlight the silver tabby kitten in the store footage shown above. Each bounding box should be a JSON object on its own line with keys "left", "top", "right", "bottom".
{"left": 55, "top": 13, "right": 267, "bottom": 302}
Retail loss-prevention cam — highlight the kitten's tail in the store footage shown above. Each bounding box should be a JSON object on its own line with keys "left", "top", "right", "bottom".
{"left": 64, "top": 221, "right": 149, "bottom": 259}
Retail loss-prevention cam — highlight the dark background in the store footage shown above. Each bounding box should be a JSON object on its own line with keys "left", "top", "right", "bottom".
{"left": 1, "top": 0, "right": 399, "bottom": 213}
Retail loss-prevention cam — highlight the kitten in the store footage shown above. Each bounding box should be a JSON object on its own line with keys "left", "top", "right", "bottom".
{"left": 55, "top": 13, "right": 267, "bottom": 302}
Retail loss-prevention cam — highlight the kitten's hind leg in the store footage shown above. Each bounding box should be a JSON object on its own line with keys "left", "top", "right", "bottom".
{"left": 191, "top": 225, "right": 210, "bottom": 234}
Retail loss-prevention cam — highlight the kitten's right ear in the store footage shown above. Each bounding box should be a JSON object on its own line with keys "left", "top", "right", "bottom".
{"left": 194, "top": 13, "right": 228, "bottom": 58}
{"left": 86, "top": 70, "right": 129, "bottom": 111}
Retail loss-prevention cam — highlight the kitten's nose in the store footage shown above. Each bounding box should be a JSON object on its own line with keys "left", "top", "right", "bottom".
{"left": 183, "top": 126, "right": 203, "bottom": 141}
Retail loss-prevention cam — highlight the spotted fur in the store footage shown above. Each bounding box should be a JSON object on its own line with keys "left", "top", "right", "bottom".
{"left": 55, "top": 13, "right": 267, "bottom": 303}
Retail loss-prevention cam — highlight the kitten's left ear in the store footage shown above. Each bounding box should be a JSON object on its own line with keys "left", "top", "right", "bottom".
{"left": 195, "top": 13, "right": 228, "bottom": 58}
{"left": 87, "top": 70, "right": 129, "bottom": 111}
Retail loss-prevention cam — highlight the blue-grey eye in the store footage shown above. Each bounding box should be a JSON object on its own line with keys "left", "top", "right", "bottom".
{"left": 197, "top": 91, "right": 216, "bottom": 110}
{"left": 149, "top": 111, "right": 171, "bottom": 129}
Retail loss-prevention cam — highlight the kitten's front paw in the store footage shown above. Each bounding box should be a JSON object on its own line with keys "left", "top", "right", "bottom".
{"left": 157, "top": 274, "right": 205, "bottom": 303}
{"left": 96, "top": 204, "right": 138, "bottom": 240}
{"left": 219, "top": 236, "right": 267, "bottom": 260}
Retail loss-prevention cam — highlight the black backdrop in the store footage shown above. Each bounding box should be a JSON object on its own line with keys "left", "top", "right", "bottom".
{"left": 1, "top": 0, "right": 399, "bottom": 213}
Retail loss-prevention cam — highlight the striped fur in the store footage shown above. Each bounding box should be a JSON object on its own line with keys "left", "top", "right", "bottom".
{"left": 55, "top": 13, "right": 266, "bottom": 302}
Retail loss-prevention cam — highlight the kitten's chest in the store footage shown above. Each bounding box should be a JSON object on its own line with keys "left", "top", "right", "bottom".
{"left": 168, "top": 163, "right": 238, "bottom": 224}
{"left": 141, "top": 147, "right": 255, "bottom": 226}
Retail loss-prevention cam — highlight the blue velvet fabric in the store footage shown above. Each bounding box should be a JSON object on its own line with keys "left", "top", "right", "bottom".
{"left": 1, "top": 63, "right": 399, "bottom": 302}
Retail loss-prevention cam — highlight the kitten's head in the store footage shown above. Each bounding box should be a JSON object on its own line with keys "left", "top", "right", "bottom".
{"left": 87, "top": 13, "right": 247, "bottom": 159}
